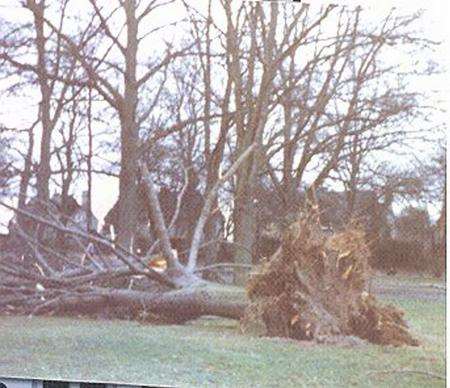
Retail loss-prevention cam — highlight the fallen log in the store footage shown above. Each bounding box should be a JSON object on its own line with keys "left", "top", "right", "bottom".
{"left": 31, "top": 283, "right": 247, "bottom": 322}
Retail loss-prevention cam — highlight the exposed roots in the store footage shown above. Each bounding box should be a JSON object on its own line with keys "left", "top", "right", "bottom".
{"left": 241, "top": 214, "right": 419, "bottom": 346}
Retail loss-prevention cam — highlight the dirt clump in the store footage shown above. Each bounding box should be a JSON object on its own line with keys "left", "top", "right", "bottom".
{"left": 241, "top": 214, "right": 419, "bottom": 346}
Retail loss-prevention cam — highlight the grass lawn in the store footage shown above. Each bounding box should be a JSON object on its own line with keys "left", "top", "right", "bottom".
{"left": 0, "top": 276, "right": 445, "bottom": 387}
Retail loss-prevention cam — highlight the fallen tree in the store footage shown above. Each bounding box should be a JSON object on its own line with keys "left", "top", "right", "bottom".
{"left": 0, "top": 145, "right": 256, "bottom": 322}
{"left": 30, "top": 283, "right": 247, "bottom": 322}
{"left": 0, "top": 200, "right": 248, "bottom": 322}
{"left": 0, "top": 145, "right": 418, "bottom": 345}
{"left": 0, "top": 203, "right": 418, "bottom": 346}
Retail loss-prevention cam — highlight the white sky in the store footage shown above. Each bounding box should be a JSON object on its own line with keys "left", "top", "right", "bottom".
{"left": 0, "top": 0, "right": 448, "bottom": 231}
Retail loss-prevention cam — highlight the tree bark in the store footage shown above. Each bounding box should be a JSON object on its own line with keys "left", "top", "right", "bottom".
{"left": 17, "top": 123, "right": 35, "bottom": 226}
{"left": 116, "top": 0, "right": 140, "bottom": 251}
{"left": 30, "top": 0, "right": 53, "bottom": 205}
{"left": 33, "top": 283, "right": 248, "bottom": 322}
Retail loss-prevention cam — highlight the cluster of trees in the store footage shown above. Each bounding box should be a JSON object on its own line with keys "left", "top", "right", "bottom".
{"left": 0, "top": 0, "right": 445, "bottom": 318}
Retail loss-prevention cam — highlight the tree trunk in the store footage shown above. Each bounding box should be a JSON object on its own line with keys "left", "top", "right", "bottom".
{"left": 31, "top": 0, "right": 53, "bottom": 205}
{"left": 87, "top": 87, "right": 93, "bottom": 231}
{"left": 17, "top": 125, "right": 34, "bottom": 227}
{"left": 116, "top": 0, "right": 139, "bottom": 251}
{"left": 33, "top": 283, "right": 247, "bottom": 322}
{"left": 117, "top": 120, "right": 139, "bottom": 250}
{"left": 228, "top": 3, "right": 279, "bottom": 284}
{"left": 198, "top": 2, "right": 226, "bottom": 269}
{"left": 232, "top": 162, "right": 257, "bottom": 284}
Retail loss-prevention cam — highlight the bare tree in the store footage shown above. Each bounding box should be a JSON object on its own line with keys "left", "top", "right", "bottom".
{"left": 25, "top": 0, "right": 78, "bottom": 204}
{"left": 0, "top": 0, "right": 442, "bottom": 332}
{"left": 221, "top": 1, "right": 335, "bottom": 281}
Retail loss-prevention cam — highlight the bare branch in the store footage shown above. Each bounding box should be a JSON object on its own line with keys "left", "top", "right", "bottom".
{"left": 186, "top": 143, "right": 257, "bottom": 272}
{"left": 139, "top": 162, "right": 182, "bottom": 271}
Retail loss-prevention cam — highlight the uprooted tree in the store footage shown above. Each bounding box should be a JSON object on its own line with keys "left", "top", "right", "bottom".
{"left": 0, "top": 0, "right": 441, "bottom": 348}
{"left": 0, "top": 188, "right": 418, "bottom": 346}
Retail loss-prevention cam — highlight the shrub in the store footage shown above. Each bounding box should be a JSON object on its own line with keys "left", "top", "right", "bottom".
{"left": 372, "top": 238, "right": 428, "bottom": 272}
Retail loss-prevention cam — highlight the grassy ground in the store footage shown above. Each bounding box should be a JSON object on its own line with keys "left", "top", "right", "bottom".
{"left": 0, "top": 275, "right": 445, "bottom": 387}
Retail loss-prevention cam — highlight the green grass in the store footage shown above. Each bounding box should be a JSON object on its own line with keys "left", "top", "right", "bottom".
{"left": 0, "top": 276, "right": 445, "bottom": 387}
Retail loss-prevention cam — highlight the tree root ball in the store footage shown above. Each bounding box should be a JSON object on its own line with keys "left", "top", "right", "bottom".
{"left": 240, "top": 214, "right": 419, "bottom": 346}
